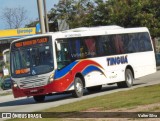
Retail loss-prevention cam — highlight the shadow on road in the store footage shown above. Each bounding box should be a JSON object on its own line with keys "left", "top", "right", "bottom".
{"left": 0, "top": 82, "right": 146, "bottom": 107}
{"left": 84, "top": 82, "right": 145, "bottom": 95}
{"left": 0, "top": 97, "right": 34, "bottom": 107}
{"left": 0, "top": 94, "right": 72, "bottom": 107}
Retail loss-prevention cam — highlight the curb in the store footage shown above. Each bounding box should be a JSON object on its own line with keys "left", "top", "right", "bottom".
{"left": 0, "top": 89, "right": 12, "bottom": 95}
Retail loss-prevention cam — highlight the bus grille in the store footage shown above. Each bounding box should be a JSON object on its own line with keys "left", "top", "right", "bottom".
{"left": 19, "top": 76, "right": 47, "bottom": 89}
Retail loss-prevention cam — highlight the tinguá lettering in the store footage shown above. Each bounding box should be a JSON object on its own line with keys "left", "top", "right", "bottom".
{"left": 107, "top": 55, "right": 128, "bottom": 66}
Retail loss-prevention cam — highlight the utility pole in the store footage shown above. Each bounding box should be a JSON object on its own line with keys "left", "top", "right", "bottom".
{"left": 37, "top": 0, "right": 46, "bottom": 34}
{"left": 43, "top": 0, "right": 49, "bottom": 32}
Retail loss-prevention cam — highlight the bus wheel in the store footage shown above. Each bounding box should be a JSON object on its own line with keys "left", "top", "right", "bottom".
{"left": 117, "top": 69, "right": 133, "bottom": 88}
{"left": 87, "top": 85, "right": 102, "bottom": 93}
{"left": 72, "top": 77, "right": 84, "bottom": 98}
{"left": 33, "top": 95, "right": 45, "bottom": 102}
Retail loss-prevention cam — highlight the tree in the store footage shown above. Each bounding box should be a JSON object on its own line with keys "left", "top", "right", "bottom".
{"left": 89, "top": 0, "right": 110, "bottom": 26}
{"left": 25, "top": 20, "right": 39, "bottom": 28}
{"left": 106, "top": 0, "right": 160, "bottom": 37}
{"left": 48, "top": 0, "right": 94, "bottom": 30}
{"left": 26, "top": 0, "right": 160, "bottom": 37}
{"left": 1, "top": 7, "right": 28, "bottom": 29}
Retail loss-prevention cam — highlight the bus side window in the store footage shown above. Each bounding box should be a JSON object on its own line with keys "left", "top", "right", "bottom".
{"left": 102, "top": 36, "right": 111, "bottom": 55}
{"left": 96, "top": 36, "right": 105, "bottom": 56}
{"left": 122, "top": 34, "right": 130, "bottom": 53}
{"left": 114, "top": 34, "right": 124, "bottom": 54}
{"left": 139, "top": 33, "right": 152, "bottom": 51}
{"left": 84, "top": 37, "right": 96, "bottom": 57}
{"left": 56, "top": 40, "right": 72, "bottom": 70}
{"left": 106, "top": 35, "right": 116, "bottom": 55}
{"left": 127, "top": 34, "right": 138, "bottom": 53}
{"left": 68, "top": 39, "right": 83, "bottom": 60}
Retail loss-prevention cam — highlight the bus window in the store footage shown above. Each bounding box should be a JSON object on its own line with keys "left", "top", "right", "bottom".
{"left": 114, "top": 35, "right": 124, "bottom": 54}
{"left": 84, "top": 37, "right": 96, "bottom": 57}
{"left": 127, "top": 33, "right": 139, "bottom": 52}
{"left": 56, "top": 40, "right": 71, "bottom": 70}
{"left": 11, "top": 45, "right": 54, "bottom": 77}
{"left": 96, "top": 37, "right": 105, "bottom": 56}
{"left": 98, "top": 35, "right": 116, "bottom": 56}
{"left": 127, "top": 32, "right": 153, "bottom": 53}
{"left": 139, "top": 33, "right": 152, "bottom": 51}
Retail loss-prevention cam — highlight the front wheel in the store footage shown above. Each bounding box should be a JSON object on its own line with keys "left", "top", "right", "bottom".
{"left": 33, "top": 95, "right": 45, "bottom": 103}
{"left": 117, "top": 69, "right": 133, "bottom": 88}
{"left": 72, "top": 77, "right": 84, "bottom": 98}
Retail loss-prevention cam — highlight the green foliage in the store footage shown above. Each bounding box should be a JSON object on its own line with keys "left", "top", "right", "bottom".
{"left": 25, "top": 20, "right": 39, "bottom": 28}
{"left": 27, "top": 0, "right": 160, "bottom": 37}
{"left": 48, "top": 0, "right": 95, "bottom": 29}
{"left": 7, "top": 84, "right": 160, "bottom": 121}
{"left": 106, "top": 0, "right": 160, "bottom": 37}
{"left": 42, "top": 84, "right": 160, "bottom": 112}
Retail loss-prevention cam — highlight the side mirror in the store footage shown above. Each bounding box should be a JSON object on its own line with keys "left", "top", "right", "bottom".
{"left": 56, "top": 42, "right": 61, "bottom": 51}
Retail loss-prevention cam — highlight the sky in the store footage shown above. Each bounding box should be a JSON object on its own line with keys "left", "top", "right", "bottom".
{"left": 0, "top": 0, "right": 59, "bottom": 30}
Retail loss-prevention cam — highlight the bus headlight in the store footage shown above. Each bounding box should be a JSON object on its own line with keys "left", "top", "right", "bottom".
{"left": 13, "top": 84, "right": 18, "bottom": 88}
{"left": 48, "top": 73, "right": 54, "bottom": 83}
{"left": 12, "top": 81, "right": 18, "bottom": 88}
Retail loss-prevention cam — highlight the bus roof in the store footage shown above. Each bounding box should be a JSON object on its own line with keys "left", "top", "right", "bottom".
{"left": 11, "top": 26, "right": 150, "bottom": 43}
{"left": 61, "top": 25, "right": 123, "bottom": 32}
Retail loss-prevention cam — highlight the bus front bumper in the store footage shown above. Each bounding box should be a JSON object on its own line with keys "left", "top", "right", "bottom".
{"left": 12, "top": 80, "right": 73, "bottom": 98}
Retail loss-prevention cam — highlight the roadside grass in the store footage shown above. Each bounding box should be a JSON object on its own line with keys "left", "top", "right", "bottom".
{"left": 8, "top": 84, "right": 160, "bottom": 121}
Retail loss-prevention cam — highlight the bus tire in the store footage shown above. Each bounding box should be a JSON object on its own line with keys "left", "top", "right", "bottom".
{"left": 87, "top": 85, "right": 102, "bottom": 92}
{"left": 72, "top": 77, "right": 84, "bottom": 98}
{"left": 117, "top": 69, "right": 133, "bottom": 88}
{"left": 33, "top": 95, "right": 45, "bottom": 102}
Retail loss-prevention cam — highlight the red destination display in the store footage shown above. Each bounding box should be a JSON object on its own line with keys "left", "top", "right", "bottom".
{"left": 15, "top": 37, "right": 48, "bottom": 48}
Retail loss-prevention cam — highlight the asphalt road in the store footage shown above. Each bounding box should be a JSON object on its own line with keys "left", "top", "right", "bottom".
{"left": 0, "top": 69, "right": 160, "bottom": 114}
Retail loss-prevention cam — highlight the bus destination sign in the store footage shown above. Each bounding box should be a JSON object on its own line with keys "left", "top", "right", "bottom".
{"left": 15, "top": 37, "right": 48, "bottom": 48}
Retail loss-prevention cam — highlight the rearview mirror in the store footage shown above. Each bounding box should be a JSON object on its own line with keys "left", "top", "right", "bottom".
{"left": 56, "top": 42, "right": 61, "bottom": 51}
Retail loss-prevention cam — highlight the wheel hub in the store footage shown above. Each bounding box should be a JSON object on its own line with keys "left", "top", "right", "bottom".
{"left": 127, "top": 73, "right": 132, "bottom": 84}
{"left": 76, "top": 82, "right": 82, "bottom": 93}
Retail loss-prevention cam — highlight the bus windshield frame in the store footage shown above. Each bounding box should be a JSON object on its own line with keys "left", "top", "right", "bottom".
{"left": 10, "top": 36, "right": 54, "bottom": 78}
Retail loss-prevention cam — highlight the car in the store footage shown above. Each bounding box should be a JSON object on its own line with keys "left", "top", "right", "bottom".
{"left": 1, "top": 77, "right": 12, "bottom": 90}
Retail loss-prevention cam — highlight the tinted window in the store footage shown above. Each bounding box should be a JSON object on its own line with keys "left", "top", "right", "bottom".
{"left": 10, "top": 37, "right": 54, "bottom": 78}
{"left": 126, "top": 32, "right": 152, "bottom": 53}
{"left": 56, "top": 32, "right": 153, "bottom": 69}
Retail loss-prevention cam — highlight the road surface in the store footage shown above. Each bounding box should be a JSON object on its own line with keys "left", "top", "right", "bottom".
{"left": 0, "top": 70, "right": 160, "bottom": 114}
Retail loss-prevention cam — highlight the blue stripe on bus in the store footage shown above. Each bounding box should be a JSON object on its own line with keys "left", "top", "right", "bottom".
{"left": 82, "top": 65, "right": 103, "bottom": 76}
{"left": 54, "top": 61, "right": 78, "bottom": 79}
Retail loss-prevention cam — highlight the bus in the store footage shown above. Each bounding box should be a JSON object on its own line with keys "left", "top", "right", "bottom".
{"left": 10, "top": 25, "right": 156, "bottom": 102}
{"left": 3, "top": 49, "right": 10, "bottom": 63}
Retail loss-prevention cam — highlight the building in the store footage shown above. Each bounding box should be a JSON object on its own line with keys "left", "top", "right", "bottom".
{"left": 0, "top": 27, "right": 36, "bottom": 77}
{"left": 0, "top": 27, "right": 36, "bottom": 60}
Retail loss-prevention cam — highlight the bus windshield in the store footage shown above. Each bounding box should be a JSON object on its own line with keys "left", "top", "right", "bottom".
{"left": 11, "top": 44, "right": 54, "bottom": 78}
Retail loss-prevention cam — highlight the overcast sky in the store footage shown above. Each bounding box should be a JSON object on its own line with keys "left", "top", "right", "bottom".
{"left": 0, "top": 0, "right": 59, "bottom": 30}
